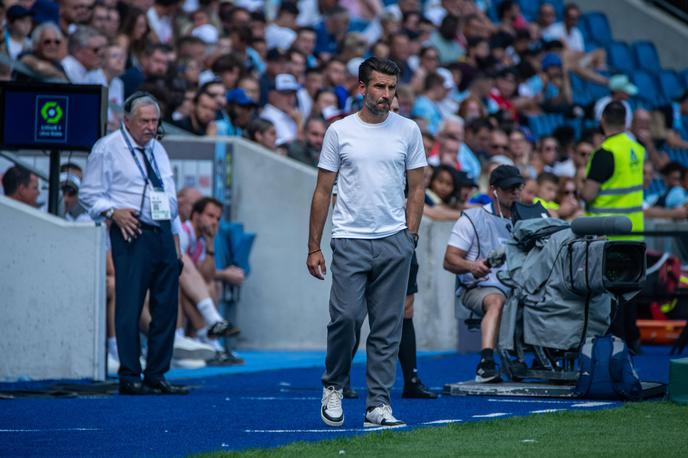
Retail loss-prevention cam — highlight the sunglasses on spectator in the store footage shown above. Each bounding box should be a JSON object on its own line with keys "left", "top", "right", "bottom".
{"left": 42, "top": 39, "right": 62, "bottom": 45}
{"left": 563, "top": 190, "right": 577, "bottom": 195}
{"left": 491, "top": 144, "right": 509, "bottom": 150}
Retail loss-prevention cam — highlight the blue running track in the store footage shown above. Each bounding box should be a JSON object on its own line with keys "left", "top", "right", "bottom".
{"left": 0, "top": 346, "right": 678, "bottom": 456}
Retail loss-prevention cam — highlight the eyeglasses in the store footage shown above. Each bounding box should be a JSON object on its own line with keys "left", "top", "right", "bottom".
{"left": 491, "top": 144, "right": 509, "bottom": 150}
{"left": 89, "top": 46, "right": 104, "bottom": 53}
{"left": 42, "top": 39, "right": 62, "bottom": 45}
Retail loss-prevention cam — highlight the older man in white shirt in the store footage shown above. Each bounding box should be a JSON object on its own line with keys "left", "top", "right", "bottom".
{"left": 81, "top": 92, "right": 187, "bottom": 396}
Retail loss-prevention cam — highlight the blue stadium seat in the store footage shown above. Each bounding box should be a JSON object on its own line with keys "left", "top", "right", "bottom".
{"left": 666, "top": 148, "right": 688, "bottom": 167}
{"left": 658, "top": 70, "right": 685, "bottom": 102}
{"left": 647, "top": 178, "right": 666, "bottom": 197}
{"left": 631, "top": 70, "right": 666, "bottom": 108}
{"left": 631, "top": 41, "right": 662, "bottom": 74}
{"left": 568, "top": 72, "right": 592, "bottom": 106}
{"left": 587, "top": 75, "right": 611, "bottom": 103}
{"left": 527, "top": 113, "right": 565, "bottom": 138}
{"left": 548, "top": 0, "right": 564, "bottom": 20}
{"left": 606, "top": 41, "right": 636, "bottom": 74}
{"left": 518, "top": 0, "right": 541, "bottom": 22}
{"left": 581, "top": 12, "right": 613, "bottom": 47}
{"left": 680, "top": 69, "right": 688, "bottom": 90}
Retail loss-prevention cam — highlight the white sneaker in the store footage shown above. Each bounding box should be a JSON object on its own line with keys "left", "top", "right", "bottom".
{"left": 173, "top": 335, "right": 216, "bottom": 361}
{"left": 172, "top": 358, "right": 207, "bottom": 369}
{"left": 321, "top": 386, "right": 344, "bottom": 427}
{"left": 107, "top": 353, "right": 120, "bottom": 376}
{"left": 364, "top": 404, "right": 405, "bottom": 428}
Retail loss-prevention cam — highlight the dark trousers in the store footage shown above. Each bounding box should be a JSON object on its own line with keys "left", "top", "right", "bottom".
{"left": 110, "top": 221, "right": 179, "bottom": 383}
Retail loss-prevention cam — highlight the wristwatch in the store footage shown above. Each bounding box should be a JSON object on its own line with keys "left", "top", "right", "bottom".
{"left": 104, "top": 208, "right": 115, "bottom": 220}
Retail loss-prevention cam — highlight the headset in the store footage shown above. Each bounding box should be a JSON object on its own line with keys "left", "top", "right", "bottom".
{"left": 122, "top": 91, "right": 165, "bottom": 140}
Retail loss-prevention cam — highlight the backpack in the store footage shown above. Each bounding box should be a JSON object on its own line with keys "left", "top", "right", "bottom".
{"left": 575, "top": 335, "right": 643, "bottom": 400}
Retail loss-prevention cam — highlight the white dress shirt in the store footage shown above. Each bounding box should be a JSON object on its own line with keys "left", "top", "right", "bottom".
{"left": 80, "top": 127, "right": 180, "bottom": 233}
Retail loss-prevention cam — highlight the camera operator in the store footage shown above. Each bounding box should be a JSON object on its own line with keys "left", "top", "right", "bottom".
{"left": 443, "top": 165, "right": 524, "bottom": 383}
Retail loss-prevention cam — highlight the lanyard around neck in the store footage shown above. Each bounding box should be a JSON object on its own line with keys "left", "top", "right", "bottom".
{"left": 120, "top": 125, "right": 163, "bottom": 190}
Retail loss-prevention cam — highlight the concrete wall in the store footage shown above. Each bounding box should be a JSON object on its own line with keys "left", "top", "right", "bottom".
{"left": 230, "top": 139, "right": 462, "bottom": 351}
{"left": 577, "top": 0, "right": 688, "bottom": 69}
{"left": 0, "top": 196, "right": 106, "bottom": 382}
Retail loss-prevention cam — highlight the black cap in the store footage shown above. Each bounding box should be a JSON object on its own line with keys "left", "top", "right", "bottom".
{"left": 456, "top": 170, "right": 477, "bottom": 188}
{"left": 489, "top": 165, "right": 524, "bottom": 189}
{"left": 7, "top": 5, "right": 34, "bottom": 21}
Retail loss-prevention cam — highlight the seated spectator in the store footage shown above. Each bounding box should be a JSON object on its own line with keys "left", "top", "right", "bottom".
{"left": 178, "top": 186, "right": 203, "bottom": 222}
{"left": 1, "top": 165, "right": 39, "bottom": 207}
{"left": 532, "top": 135, "right": 559, "bottom": 173}
{"left": 423, "top": 165, "right": 471, "bottom": 221}
{"left": 533, "top": 171, "right": 560, "bottom": 212}
{"left": 62, "top": 26, "right": 108, "bottom": 85}
{"left": 427, "top": 14, "right": 464, "bottom": 65}
{"left": 663, "top": 91, "right": 688, "bottom": 150}
{"left": 643, "top": 161, "right": 688, "bottom": 220}
{"left": 179, "top": 197, "right": 243, "bottom": 363}
{"left": 287, "top": 117, "right": 326, "bottom": 167}
{"left": 509, "top": 128, "right": 537, "bottom": 178}
{"left": 654, "top": 162, "right": 687, "bottom": 209}
{"left": 554, "top": 176, "right": 584, "bottom": 220}
{"left": 3, "top": 5, "right": 34, "bottom": 60}
{"left": 458, "top": 96, "right": 488, "bottom": 123}
{"left": 411, "top": 72, "right": 447, "bottom": 135}
{"left": 246, "top": 117, "right": 278, "bottom": 152}
{"left": 58, "top": 162, "right": 91, "bottom": 222}
{"left": 260, "top": 73, "right": 301, "bottom": 147}
{"left": 115, "top": 7, "right": 153, "bottom": 66}
{"left": 521, "top": 177, "right": 538, "bottom": 204}
{"left": 632, "top": 108, "right": 668, "bottom": 170}
{"left": 215, "top": 88, "right": 258, "bottom": 137}
{"left": 147, "top": 0, "right": 181, "bottom": 45}
{"left": 120, "top": 44, "right": 169, "bottom": 98}
{"left": 314, "top": 5, "right": 349, "bottom": 58}
{"left": 594, "top": 75, "right": 636, "bottom": 129}
{"left": 17, "top": 22, "right": 69, "bottom": 82}
{"left": 104, "top": 44, "right": 126, "bottom": 129}
{"left": 172, "top": 90, "right": 219, "bottom": 136}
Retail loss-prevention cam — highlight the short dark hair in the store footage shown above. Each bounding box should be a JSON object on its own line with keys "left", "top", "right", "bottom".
{"left": 2, "top": 165, "right": 33, "bottom": 196}
{"left": 358, "top": 57, "right": 400, "bottom": 86}
{"left": 536, "top": 171, "right": 559, "bottom": 186}
{"left": 602, "top": 101, "right": 627, "bottom": 128}
{"left": 191, "top": 196, "right": 223, "bottom": 217}
{"left": 60, "top": 162, "right": 82, "bottom": 173}
{"left": 423, "top": 72, "right": 445, "bottom": 92}
{"left": 660, "top": 161, "right": 685, "bottom": 177}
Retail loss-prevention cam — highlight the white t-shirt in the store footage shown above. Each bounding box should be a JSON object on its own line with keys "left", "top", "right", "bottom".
{"left": 318, "top": 112, "right": 427, "bottom": 239}
{"left": 542, "top": 23, "right": 584, "bottom": 53}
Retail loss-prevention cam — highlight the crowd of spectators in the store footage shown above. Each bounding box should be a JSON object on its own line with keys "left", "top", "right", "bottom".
{"left": 3, "top": 0, "right": 688, "bottom": 372}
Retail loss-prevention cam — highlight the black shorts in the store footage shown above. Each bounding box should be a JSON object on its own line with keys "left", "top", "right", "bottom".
{"left": 407, "top": 250, "right": 419, "bottom": 296}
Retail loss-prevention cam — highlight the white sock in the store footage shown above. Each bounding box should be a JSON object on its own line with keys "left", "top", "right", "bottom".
{"left": 210, "top": 339, "right": 224, "bottom": 351}
{"left": 197, "top": 326, "right": 209, "bottom": 340}
{"left": 175, "top": 328, "right": 185, "bottom": 339}
{"left": 197, "top": 297, "right": 223, "bottom": 325}
{"left": 107, "top": 337, "right": 118, "bottom": 359}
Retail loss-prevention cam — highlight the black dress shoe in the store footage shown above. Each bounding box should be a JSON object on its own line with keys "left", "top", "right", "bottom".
{"left": 402, "top": 377, "right": 438, "bottom": 399}
{"left": 143, "top": 379, "right": 190, "bottom": 395}
{"left": 119, "top": 380, "right": 152, "bottom": 395}
{"left": 342, "top": 384, "right": 359, "bottom": 399}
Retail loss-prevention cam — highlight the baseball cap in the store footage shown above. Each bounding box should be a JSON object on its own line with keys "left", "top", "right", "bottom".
{"left": 191, "top": 24, "right": 219, "bottom": 44}
{"left": 226, "top": 88, "right": 257, "bottom": 106}
{"left": 436, "top": 67, "right": 455, "bottom": 90}
{"left": 322, "top": 105, "right": 344, "bottom": 122}
{"left": 456, "top": 170, "right": 477, "bottom": 188}
{"left": 489, "top": 165, "right": 524, "bottom": 189}
{"left": 272, "top": 73, "right": 299, "bottom": 92}
{"left": 541, "top": 53, "right": 562, "bottom": 71}
{"left": 7, "top": 4, "right": 34, "bottom": 21}
{"left": 608, "top": 74, "right": 638, "bottom": 96}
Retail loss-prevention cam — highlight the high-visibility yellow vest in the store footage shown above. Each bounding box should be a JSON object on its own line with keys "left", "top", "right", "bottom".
{"left": 585, "top": 133, "right": 645, "bottom": 240}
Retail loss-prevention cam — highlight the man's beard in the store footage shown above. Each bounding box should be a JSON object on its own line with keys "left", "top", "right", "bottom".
{"left": 364, "top": 95, "right": 390, "bottom": 116}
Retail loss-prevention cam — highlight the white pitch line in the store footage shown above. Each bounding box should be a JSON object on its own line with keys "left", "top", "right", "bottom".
{"left": 244, "top": 426, "right": 406, "bottom": 433}
{"left": 239, "top": 396, "right": 320, "bottom": 400}
{"left": 571, "top": 402, "right": 614, "bottom": 408}
{"left": 423, "top": 419, "right": 462, "bottom": 425}
{"left": 0, "top": 428, "right": 101, "bottom": 432}
{"left": 488, "top": 398, "right": 575, "bottom": 404}
{"left": 472, "top": 413, "right": 509, "bottom": 418}
{"left": 530, "top": 409, "right": 564, "bottom": 414}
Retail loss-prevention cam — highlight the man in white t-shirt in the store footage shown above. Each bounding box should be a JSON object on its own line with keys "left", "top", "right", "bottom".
{"left": 443, "top": 165, "right": 523, "bottom": 383}
{"left": 307, "top": 57, "right": 427, "bottom": 428}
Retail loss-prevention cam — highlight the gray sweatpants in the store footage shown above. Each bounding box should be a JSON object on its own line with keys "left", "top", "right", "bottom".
{"left": 322, "top": 229, "right": 415, "bottom": 409}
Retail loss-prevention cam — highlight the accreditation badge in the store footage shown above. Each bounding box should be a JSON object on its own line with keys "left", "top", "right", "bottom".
{"left": 150, "top": 188, "right": 171, "bottom": 220}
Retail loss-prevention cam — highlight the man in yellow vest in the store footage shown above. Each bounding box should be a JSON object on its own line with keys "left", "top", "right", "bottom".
{"left": 580, "top": 100, "right": 645, "bottom": 353}
{"left": 581, "top": 101, "right": 645, "bottom": 240}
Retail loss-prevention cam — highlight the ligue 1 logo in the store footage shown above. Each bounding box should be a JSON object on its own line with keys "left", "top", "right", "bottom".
{"left": 35, "top": 95, "right": 68, "bottom": 143}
